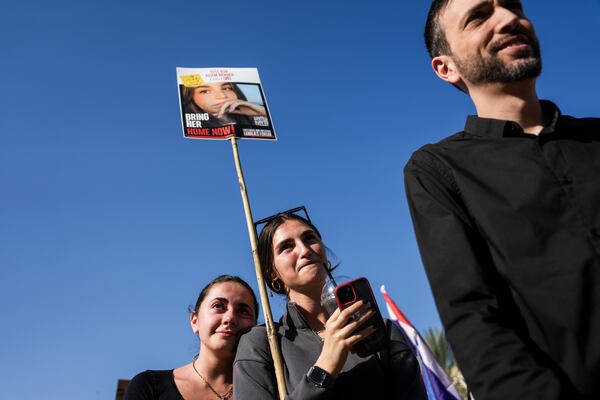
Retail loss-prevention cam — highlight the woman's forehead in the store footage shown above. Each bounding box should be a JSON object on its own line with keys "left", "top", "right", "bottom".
{"left": 273, "top": 219, "right": 314, "bottom": 239}
{"left": 204, "top": 281, "right": 252, "bottom": 302}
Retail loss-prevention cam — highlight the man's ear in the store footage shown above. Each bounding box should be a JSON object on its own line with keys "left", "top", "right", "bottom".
{"left": 432, "top": 55, "right": 462, "bottom": 86}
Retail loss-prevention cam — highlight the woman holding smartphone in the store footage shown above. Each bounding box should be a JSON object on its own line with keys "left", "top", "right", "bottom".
{"left": 125, "top": 275, "right": 258, "bottom": 400}
{"left": 233, "top": 210, "right": 426, "bottom": 399}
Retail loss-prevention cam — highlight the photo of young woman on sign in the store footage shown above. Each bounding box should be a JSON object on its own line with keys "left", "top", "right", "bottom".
{"left": 181, "top": 82, "right": 268, "bottom": 129}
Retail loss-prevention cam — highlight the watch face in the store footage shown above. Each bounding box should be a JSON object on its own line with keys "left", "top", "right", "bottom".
{"left": 308, "top": 366, "right": 330, "bottom": 388}
{"left": 311, "top": 367, "right": 326, "bottom": 384}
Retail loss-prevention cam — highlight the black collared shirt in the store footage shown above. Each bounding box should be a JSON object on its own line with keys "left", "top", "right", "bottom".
{"left": 404, "top": 101, "right": 600, "bottom": 400}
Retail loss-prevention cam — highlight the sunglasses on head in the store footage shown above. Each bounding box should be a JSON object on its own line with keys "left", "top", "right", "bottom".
{"left": 254, "top": 206, "right": 312, "bottom": 238}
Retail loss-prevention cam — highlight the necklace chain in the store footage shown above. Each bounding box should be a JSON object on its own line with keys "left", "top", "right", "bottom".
{"left": 192, "top": 355, "right": 233, "bottom": 400}
{"left": 310, "top": 320, "right": 326, "bottom": 342}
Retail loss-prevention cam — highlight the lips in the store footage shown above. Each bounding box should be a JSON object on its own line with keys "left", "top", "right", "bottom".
{"left": 297, "top": 259, "right": 322, "bottom": 271}
{"left": 216, "top": 330, "right": 237, "bottom": 336}
{"left": 491, "top": 34, "right": 531, "bottom": 53}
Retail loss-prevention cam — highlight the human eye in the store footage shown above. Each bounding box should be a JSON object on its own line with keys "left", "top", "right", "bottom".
{"left": 505, "top": 1, "right": 524, "bottom": 16}
{"left": 504, "top": 1, "right": 523, "bottom": 11}
{"left": 464, "top": 3, "right": 493, "bottom": 28}
{"left": 238, "top": 306, "right": 252, "bottom": 317}
{"left": 303, "top": 232, "right": 320, "bottom": 244}
{"left": 276, "top": 240, "right": 293, "bottom": 253}
{"left": 211, "top": 301, "right": 226, "bottom": 311}
{"left": 465, "top": 10, "right": 486, "bottom": 27}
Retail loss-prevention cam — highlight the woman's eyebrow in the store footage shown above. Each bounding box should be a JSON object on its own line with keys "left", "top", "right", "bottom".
{"left": 210, "top": 297, "right": 229, "bottom": 303}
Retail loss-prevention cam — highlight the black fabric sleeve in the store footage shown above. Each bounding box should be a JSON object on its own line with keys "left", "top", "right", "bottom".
{"left": 387, "top": 321, "right": 428, "bottom": 400}
{"left": 233, "top": 326, "right": 332, "bottom": 400}
{"left": 404, "top": 151, "right": 578, "bottom": 400}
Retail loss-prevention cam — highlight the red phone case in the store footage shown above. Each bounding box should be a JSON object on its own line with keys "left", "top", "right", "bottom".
{"left": 334, "top": 277, "right": 388, "bottom": 357}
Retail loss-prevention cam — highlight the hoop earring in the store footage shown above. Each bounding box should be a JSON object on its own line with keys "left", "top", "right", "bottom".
{"left": 271, "top": 279, "right": 282, "bottom": 293}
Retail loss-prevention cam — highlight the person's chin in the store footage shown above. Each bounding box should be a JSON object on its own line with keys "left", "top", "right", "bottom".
{"left": 215, "top": 345, "right": 237, "bottom": 357}
{"left": 211, "top": 337, "right": 239, "bottom": 352}
{"left": 300, "top": 267, "right": 327, "bottom": 287}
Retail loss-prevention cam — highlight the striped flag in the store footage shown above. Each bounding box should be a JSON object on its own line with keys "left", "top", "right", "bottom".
{"left": 381, "top": 286, "right": 461, "bottom": 400}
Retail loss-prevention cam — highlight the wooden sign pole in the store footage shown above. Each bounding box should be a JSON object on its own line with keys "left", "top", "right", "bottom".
{"left": 229, "top": 137, "right": 287, "bottom": 399}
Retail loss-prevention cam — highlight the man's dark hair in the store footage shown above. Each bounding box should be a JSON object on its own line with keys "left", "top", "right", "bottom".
{"left": 425, "top": 0, "right": 453, "bottom": 58}
{"left": 425, "top": 0, "right": 469, "bottom": 93}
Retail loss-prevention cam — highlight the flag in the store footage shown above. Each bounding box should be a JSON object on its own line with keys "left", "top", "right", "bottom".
{"left": 381, "top": 285, "right": 462, "bottom": 400}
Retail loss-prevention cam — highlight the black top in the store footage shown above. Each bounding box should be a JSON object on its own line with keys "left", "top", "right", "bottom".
{"left": 404, "top": 101, "right": 600, "bottom": 400}
{"left": 124, "top": 370, "right": 184, "bottom": 400}
{"left": 234, "top": 302, "right": 426, "bottom": 400}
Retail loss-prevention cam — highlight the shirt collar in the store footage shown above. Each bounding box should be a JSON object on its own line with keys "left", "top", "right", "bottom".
{"left": 464, "top": 100, "right": 561, "bottom": 138}
{"left": 285, "top": 302, "right": 311, "bottom": 330}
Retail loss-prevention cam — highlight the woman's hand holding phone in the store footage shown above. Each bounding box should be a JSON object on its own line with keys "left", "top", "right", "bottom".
{"left": 314, "top": 300, "right": 376, "bottom": 378}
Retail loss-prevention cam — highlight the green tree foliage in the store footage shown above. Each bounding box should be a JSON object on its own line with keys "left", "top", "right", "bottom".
{"left": 423, "top": 328, "right": 469, "bottom": 400}
{"left": 423, "top": 328, "right": 454, "bottom": 370}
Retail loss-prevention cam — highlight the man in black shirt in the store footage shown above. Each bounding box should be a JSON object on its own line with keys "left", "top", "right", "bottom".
{"left": 404, "top": 1, "right": 600, "bottom": 399}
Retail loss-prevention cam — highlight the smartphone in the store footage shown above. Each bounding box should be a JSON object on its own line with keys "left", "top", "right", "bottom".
{"left": 334, "top": 277, "right": 388, "bottom": 357}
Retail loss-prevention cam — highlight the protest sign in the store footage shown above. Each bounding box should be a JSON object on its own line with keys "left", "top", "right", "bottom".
{"left": 176, "top": 67, "right": 276, "bottom": 140}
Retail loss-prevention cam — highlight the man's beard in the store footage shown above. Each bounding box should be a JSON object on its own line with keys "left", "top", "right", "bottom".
{"left": 452, "top": 36, "right": 542, "bottom": 85}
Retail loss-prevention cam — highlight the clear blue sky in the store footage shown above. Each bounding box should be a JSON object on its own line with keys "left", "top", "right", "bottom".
{"left": 1, "top": 1, "right": 599, "bottom": 398}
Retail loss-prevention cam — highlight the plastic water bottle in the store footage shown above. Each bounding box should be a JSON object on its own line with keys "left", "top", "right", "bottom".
{"left": 320, "top": 275, "right": 353, "bottom": 318}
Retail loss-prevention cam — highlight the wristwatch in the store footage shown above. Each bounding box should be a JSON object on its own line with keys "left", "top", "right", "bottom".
{"left": 306, "top": 365, "right": 335, "bottom": 389}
